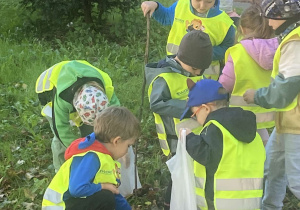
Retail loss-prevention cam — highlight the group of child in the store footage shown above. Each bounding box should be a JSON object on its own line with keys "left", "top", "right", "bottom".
{"left": 40, "top": 0, "right": 300, "bottom": 209}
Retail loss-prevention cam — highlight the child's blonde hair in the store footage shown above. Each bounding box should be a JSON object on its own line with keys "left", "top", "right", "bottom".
{"left": 237, "top": 5, "right": 274, "bottom": 40}
{"left": 94, "top": 106, "right": 141, "bottom": 143}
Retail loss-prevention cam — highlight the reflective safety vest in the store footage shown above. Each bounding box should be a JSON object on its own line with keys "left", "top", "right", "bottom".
{"left": 35, "top": 60, "right": 116, "bottom": 127}
{"left": 194, "top": 120, "right": 265, "bottom": 210}
{"left": 148, "top": 72, "right": 203, "bottom": 156}
{"left": 226, "top": 43, "right": 275, "bottom": 129}
{"left": 167, "top": 0, "right": 233, "bottom": 80}
{"left": 42, "top": 150, "right": 121, "bottom": 210}
{"left": 271, "top": 27, "right": 300, "bottom": 111}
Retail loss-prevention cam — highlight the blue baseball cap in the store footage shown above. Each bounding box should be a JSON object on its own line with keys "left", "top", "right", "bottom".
{"left": 180, "top": 79, "right": 229, "bottom": 121}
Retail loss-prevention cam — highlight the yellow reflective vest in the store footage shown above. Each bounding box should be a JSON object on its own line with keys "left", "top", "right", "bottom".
{"left": 271, "top": 27, "right": 300, "bottom": 111}
{"left": 148, "top": 72, "right": 203, "bottom": 156}
{"left": 194, "top": 120, "right": 265, "bottom": 209}
{"left": 167, "top": 0, "right": 233, "bottom": 80}
{"left": 42, "top": 150, "right": 120, "bottom": 210}
{"left": 35, "top": 60, "right": 117, "bottom": 127}
{"left": 226, "top": 43, "right": 275, "bottom": 129}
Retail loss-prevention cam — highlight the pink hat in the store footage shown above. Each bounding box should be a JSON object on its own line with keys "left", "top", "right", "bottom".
{"left": 73, "top": 84, "right": 109, "bottom": 126}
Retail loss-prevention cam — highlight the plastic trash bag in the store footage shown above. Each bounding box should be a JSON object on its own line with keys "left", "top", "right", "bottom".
{"left": 118, "top": 146, "right": 142, "bottom": 197}
{"left": 166, "top": 129, "right": 197, "bottom": 210}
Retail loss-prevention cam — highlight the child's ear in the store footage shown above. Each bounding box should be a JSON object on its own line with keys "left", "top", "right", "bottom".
{"left": 203, "top": 104, "right": 211, "bottom": 114}
{"left": 112, "top": 136, "right": 121, "bottom": 146}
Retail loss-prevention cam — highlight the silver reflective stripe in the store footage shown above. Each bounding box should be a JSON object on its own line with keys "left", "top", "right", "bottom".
{"left": 230, "top": 96, "right": 275, "bottom": 123}
{"left": 37, "top": 70, "right": 48, "bottom": 92}
{"left": 196, "top": 194, "right": 207, "bottom": 208}
{"left": 43, "top": 188, "right": 62, "bottom": 204}
{"left": 195, "top": 177, "right": 204, "bottom": 189}
{"left": 176, "top": 118, "right": 201, "bottom": 134}
{"left": 216, "top": 197, "right": 261, "bottom": 210}
{"left": 44, "top": 66, "right": 54, "bottom": 90}
{"left": 156, "top": 123, "right": 164, "bottom": 134}
{"left": 203, "top": 64, "right": 220, "bottom": 76}
{"left": 216, "top": 178, "right": 263, "bottom": 191}
{"left": 166, "top": 43, "right": 179, "bottom": 54}
{"left": 230, "top": 95, "right": 259, "bottom": 107}
{"left": 42, "top": 206, "right": 64, "bottom": 210}
{"left": 159, "top": 139, "right": 169, "bottom": 150}
{"left": 256, "top": 112, "right": 274, "bottom": 123}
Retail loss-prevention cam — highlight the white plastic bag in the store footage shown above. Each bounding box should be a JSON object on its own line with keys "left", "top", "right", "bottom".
{"left": 118, "top": 146, "right": 142, "bottom": 197}
{"left": 166, "top": 129, "right": 197, "bottom": 210}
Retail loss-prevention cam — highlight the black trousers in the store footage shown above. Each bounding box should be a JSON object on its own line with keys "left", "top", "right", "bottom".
{"left": 65, "top": 189, "right": 115, "bottom": 210}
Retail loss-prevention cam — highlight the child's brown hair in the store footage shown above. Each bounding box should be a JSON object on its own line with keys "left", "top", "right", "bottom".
{"left": 237, "top": 5, "right": 274, "bottom": 40}
{"left": 94, "top": 106, "right": 141, "bottom": 143}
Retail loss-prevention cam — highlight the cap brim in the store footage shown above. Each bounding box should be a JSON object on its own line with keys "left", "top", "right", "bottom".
{"left": 180, "top": 106, "right": 191, "bottom": 121}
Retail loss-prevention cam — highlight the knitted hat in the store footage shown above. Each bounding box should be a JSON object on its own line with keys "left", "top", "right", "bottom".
{"left": 177, "top": 30, "right": 213, "bottom": 70}
{"left": 73, "top": 84, "right": 109, "bottom": 126}
{"left": 180, "top": 79, "right": 229, "bottom": 120}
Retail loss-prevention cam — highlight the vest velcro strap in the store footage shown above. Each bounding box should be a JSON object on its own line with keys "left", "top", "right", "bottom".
{"left": 230, "top": 95, "right": 260, "bottom": 107}
{"left": 156, "top": 123, "right": 165, "bottom": 134}
{"left": 159, "top": 139, "right": 169, "bottom": 150}
{"left": 216, "top": 197, "right": 261, "bottom": 210}
{"left": 195, "top": 177, "right": 204, "bottom": 189}
{"left": 166, "top": 43, "right": 179, "bottom": 55}
{"left": 42, "top": 206, "right": 64, "bottom": 210}
{"left": 175, "top": 118, "right": 201, "bottom": 134}
{"left": 43, "top": 188, "right": 62, "bottom": 204}
{"left": 216, "top": 178, "right": 263, "bottom": 191}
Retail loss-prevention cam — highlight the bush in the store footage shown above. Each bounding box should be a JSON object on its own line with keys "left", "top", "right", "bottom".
{"left": 19, "top": 0, "right": 140, "bottom": 33}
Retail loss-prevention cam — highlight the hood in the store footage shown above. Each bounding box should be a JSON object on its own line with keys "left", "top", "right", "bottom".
{"left": 240, "top": 38, "right": 279, "bottom": 70}
{"left": 214, "top": 0, "right": 220, "bottom": 9}
{"left": 145, "top": 56, "right": 189, "bottom": 87}
{"left": 204, "top": 107, "right": 257, "bottom": 143}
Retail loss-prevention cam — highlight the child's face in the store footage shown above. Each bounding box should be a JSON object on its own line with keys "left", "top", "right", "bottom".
{"left": 191, "top": 104, "right": 212, "bottom": 125}
{"left": 111, "top": 138, "right": 136, "bottom": 160}
{"left": 181, "top": 62, "right": 202, "bottom": 76}
{"left": 191, "top": 0, "right": 215, "bottom": 14}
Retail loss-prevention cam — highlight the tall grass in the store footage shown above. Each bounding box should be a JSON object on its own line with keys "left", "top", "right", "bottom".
{"left": 0, "top": 0, "right": 174, "bottom": 209}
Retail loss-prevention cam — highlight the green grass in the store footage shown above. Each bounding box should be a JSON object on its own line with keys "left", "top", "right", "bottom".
{"left": 0, "top": 0, "right": 299, "bottom": 209}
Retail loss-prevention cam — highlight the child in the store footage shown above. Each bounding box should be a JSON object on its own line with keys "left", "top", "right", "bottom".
{"left": 179, "top": 79, "right": 265, "bottom": 209}
{"left": 219, "top": 5, "right": 278, "bottom": 145}
{"left": 141, "top": 0, "right": 235, "bottom": 80}
{"left": 243, "top": 0, "right": 300, "bottom": 208}
{"left": 146, "top": 30, "right": 213, "bottom": 157}
{"left": 42, "top": 106, "right": 140, "bottom": 210}
{"left": 35, "top": 60, "right": 120, "bottom": 172}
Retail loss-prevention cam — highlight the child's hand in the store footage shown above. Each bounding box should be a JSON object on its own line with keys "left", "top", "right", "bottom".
{"left": 101, "top": 183, "right": 119, "bottom": 194}
{"left": 141, "top": 1, "right": 158, "bottom": 17}
{"left": 243, "top": 89, "right": 256, "bottom": 104}
{"left": 179, "top": 128, "right": 192, "bottom": 138}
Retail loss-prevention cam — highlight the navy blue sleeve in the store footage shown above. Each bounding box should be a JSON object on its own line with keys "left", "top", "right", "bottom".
{"left": 212, "top": 25, "right": 235, "bottom": 61}
{"left": 152, "top": 1, "right": 177, "bottom": 25}
{"left": 69, "top": 152, "right": 102, "bottom": 197}
{"left": 186, "top": 124, "right": 223, "bottom": 168}
{"left": 115, "top": 193, "right": 131, "bottom": 210}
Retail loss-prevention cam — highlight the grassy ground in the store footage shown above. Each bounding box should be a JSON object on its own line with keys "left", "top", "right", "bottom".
{"left": 0, "top": 0, "right": 299, "bottom": 209}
